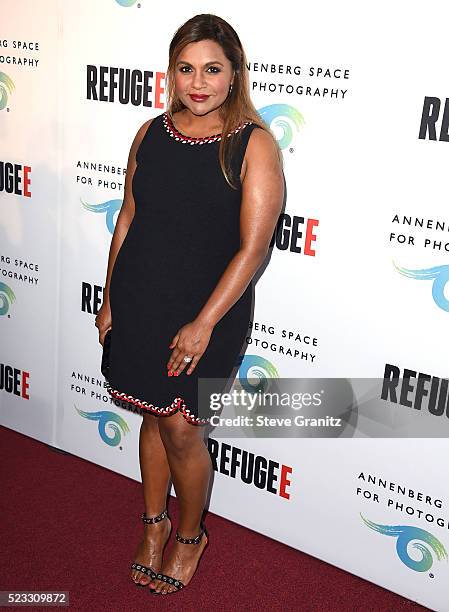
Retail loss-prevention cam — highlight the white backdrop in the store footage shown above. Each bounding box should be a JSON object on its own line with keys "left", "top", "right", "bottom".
{"left": 1, "top": 1, "right": 449, "bottom": 609}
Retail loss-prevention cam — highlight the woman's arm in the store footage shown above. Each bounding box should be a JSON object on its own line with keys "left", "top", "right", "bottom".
{"left": 95, "top": 118, "right": 153, "bottom": 342}
{"left": 195, "top": 127, "right": 284, "bottom": 328}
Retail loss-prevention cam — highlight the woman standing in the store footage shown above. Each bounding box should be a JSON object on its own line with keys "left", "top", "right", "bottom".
{"left": 95, "top": 13, "right": 284, "bottom": 595}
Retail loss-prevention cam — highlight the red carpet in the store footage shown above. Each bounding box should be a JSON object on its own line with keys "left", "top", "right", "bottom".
{"left": 0, "top": 425, "right": 429, "bottom": 611}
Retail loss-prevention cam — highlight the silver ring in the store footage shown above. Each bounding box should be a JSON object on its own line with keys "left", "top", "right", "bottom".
{"left": 183, "top": 356, "right": 193, "bottom": 363}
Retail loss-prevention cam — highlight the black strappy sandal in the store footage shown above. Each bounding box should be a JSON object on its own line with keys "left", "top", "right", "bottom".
{"left": 150, "top": 524, "right": 209, "bottom": 594}
{"left": 131, "top": 509, "right": 171, "bottom": 587}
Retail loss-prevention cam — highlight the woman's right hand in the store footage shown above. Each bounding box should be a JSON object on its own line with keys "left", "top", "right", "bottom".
{"left": 95, "top": 302, "right": 112, "bottom": 346}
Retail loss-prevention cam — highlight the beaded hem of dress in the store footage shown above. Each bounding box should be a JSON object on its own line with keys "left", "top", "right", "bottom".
{"left": 105, "top": 380, "right": 211, "bottom": 426}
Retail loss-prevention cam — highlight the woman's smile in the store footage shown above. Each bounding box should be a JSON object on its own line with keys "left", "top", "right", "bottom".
{"left": 189, "top": 94, "right": 210, "bottom": 102}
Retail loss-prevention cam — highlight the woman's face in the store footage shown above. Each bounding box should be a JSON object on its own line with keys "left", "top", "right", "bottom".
{"left": 174, "top": 39, "right": 234, "bottom": 115}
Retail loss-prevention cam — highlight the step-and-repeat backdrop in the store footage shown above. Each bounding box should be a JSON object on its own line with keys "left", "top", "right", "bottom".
{"left": 1, "top": 1, "right": 448, "bottom": 609}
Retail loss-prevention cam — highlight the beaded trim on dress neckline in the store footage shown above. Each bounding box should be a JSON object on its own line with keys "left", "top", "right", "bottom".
{"left": 162, "top": 111, "right": 252, "bottom": 145}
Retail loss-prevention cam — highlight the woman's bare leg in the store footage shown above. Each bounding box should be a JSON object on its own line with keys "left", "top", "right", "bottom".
{"left": 131, "top": 412, "right": 172, "bottom": 586}
{"left": 149, "top": 411, "right": 211, "bottom": 594}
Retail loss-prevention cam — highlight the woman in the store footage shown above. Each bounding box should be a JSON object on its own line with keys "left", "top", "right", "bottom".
{"left": 95, "top": 13, "right": 284, "bottom": 595}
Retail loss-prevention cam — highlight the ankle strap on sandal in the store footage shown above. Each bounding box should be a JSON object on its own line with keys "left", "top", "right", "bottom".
{"left": 175, "top": 525, "right": 206, "bottom": 544}
{"left": 141, "top": 509, "right": 168, "bottom": 524}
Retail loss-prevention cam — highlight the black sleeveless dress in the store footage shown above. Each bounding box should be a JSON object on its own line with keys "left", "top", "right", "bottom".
{"left": 105, "top": 111, "right": 257, "bottom": 425}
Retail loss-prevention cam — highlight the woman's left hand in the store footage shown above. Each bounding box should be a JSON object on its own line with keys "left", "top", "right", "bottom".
{"left": 167, "top": 319, "right": 214, "bottom": 375}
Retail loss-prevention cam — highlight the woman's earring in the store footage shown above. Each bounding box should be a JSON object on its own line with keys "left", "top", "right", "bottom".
{"left": 229, "top": 81, "right": 233, "bottom": 94}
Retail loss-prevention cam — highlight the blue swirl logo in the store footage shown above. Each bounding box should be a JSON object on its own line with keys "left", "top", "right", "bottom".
{"left": 115, "top": 0, "right": 138, "bottom": 5}
{"left": 76, "top": 408, "right": 130, "bottom": 446}
{"left": 361, "top": 514, "right": 448, "bottom": 572}
{"left": 0, "top": 72, "right": 14, "bottom": 111}
{"left": 0, "top": 282, "right": 16, "bottom": 316}
{"left": 256, "top": 103, "right": 304, "bottom": 149}
{"left": 237, "top": 355, "right": 279, "bottom": 393}
{"left": 81, "top": 197, "right": 122, "bottom": 234}
{"left": 394, "top": 262, "right": 449, "bottom": 312}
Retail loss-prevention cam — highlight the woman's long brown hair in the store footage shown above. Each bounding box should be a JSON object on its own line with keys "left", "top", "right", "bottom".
{"left": 166, "top": 13, "right": 282, "bottom": 189}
